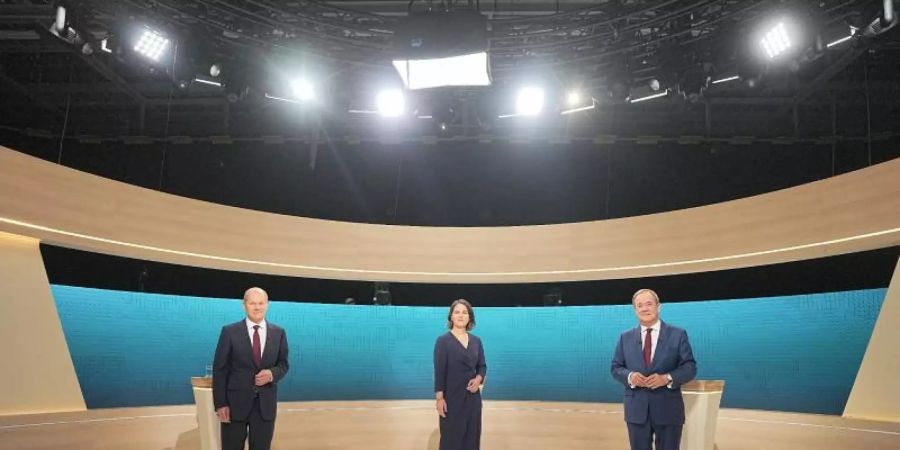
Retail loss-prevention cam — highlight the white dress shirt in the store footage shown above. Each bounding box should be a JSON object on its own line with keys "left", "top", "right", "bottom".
{"left": 641, "top": 320, "right": 662, "bottom": 362}
{"left": 628, "top": 320, "right": 673, "bottom": 388}
{"left": 245, "top": 318, "right": 267, "bottom": 356}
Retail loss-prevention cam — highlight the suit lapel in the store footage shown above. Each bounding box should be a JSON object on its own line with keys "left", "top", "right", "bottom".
{"left": 262, "top": 326, "right": 276, "bottom": 364}
{"left": 237, "top": 320, "right": 259, "bottom": 368}
{"left": 630, "top": 326, "right": 644, "bottom": 369}
{"left": 652, "top": 321, "right": 668, "bottom": 368}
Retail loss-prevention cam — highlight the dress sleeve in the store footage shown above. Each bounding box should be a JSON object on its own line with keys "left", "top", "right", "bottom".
{"left": 433, "top": 335, "right": 448, "bottom": 393}
{"left": 476, "top": 337, "right": 487, "bottom": 379}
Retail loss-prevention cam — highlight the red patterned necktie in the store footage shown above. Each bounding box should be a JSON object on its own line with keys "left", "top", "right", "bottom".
{"left": 643, "top": 328, "right": 653, "bottom": 368}
{"left": 252, "top": 325, "right": 262, "bottom": 366}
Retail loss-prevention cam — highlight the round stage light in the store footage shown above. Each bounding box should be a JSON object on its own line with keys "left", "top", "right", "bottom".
{"left": 515, "top": 87, "right": 545, "bottom": 116}
{"left": 376, "top": 89, "right": 406, "bottom": 117}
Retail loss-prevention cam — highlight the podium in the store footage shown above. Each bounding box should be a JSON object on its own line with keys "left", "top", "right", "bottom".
{"left": 680, "top": 380, "right": 725, "bottom": 450}
{"left": 191, "top": 376, "right": 221, "bottom": 450}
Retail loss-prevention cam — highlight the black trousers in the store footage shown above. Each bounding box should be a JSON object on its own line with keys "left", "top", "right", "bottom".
{"left": 221, "top": 396, "right": 275, "bottom": 450}
{"left": 626, "top": 421, "right": 683, "bottom": 450}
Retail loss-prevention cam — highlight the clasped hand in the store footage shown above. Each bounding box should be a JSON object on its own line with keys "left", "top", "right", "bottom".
{"left": 255, "top": 369, "right": 274, "bottom": 386}
{"left": 632, "top": 373, "right": 669, "bottom": 389}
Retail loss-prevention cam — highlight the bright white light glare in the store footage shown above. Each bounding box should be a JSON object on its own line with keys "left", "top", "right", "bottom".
{"left": 711, "top": 75, "right": 740, "bottom": 84}
{"left": 376, "top": 89, "right": 405, "bottom": 117}
{"left": 134, "top": 29, "right": 170, "bottom": 62}
{"left": 630, "top": 90, "right": 669, "bottom": 103}
{"left": 392, "top": 52, "right": 490, "bottom": 90}
{"left": 566, "top": 91, "right": 582, "bottom": 107}
{"left": 55, "top": 6, "right": 66, "bottom": 32}
{"left": 760, "top": 22, "right": 791, "bottom": 59}
{"left": 560, "top": 103, "right": 595, "bottom": 115}
{"left": 291, "top": 79, "right": 315, "bottom": 101}
{"left": 515, "top": 87, "right": 545, "bottom": 116}
{"left": 826, "top": 35, "right": 853, "bottom": 48}
{"left": 194, "top": 77, "right": 222, "bottom": 87}
{"left": 265, "top": 93, "right": 301, "bottom": 104}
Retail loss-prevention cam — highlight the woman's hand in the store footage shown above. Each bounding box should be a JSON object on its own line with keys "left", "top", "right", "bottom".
{"left": 436, "top": 398, "right": 448, "bottom": 418}
{"left": 467, "top": 375, "right": 483, "bottom": 393}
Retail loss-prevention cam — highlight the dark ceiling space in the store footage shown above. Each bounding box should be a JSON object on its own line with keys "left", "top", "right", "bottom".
{"left": 2, "top": 1, "right": 898, "bottom": 303}
{"left": 40, "top": 244, "right": 900, "bottom": 306}
{"left": 1, "top": 1, "right": 898, "bottom": 226}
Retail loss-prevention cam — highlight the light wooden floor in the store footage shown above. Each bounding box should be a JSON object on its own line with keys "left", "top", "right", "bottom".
{"left": 1, "top": 400, "right": 898, "bottom": 450}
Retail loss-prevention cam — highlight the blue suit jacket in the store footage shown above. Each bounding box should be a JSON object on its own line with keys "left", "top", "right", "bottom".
{"left": 611, "top": 321, "right": 697, "bottom": 425}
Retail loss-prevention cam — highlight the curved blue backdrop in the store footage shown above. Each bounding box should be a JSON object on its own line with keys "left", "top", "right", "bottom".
{"left": 50, "top": 285, "right": 885, "bottom": 414}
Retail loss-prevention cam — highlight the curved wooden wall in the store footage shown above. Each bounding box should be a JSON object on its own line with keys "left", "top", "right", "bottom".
{"left": 1, "top": 146, "right": 898, "bottom": 283}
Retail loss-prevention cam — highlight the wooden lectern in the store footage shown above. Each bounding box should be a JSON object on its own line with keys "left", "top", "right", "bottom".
{"left": 680, "top": 380, "right": 725, "bottom": 450}
{"left": 191, "top": 376, "right": 221, "bottom": 450}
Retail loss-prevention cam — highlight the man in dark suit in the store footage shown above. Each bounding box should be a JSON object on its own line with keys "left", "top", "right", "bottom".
{"left": 213, "top": 287, "right": 290, "bottom": 450}
{"left": 611, "top": 289, "right": 697, "bottom": 450}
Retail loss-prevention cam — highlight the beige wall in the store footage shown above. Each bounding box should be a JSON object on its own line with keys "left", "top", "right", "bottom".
{"left": 1, "top": 146, "right": 898, "bottom": 283}
{"left": 844, "top": 258, "right": 900, "bottom": 422}
{"left": 0, "top": 232, "right": 86, "bottom": 416}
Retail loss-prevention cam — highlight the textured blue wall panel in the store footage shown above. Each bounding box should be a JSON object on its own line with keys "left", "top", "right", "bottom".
{"left": 50, "top": 286, "right": 885, "bottom": 414}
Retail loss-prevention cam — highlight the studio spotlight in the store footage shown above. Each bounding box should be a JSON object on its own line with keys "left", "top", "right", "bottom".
{"left": 134, "top": 28, "right": 170, "bottom": 62}
{"left": 566, "top": 90, "right": 582, "bottom": 108}
{"left": 48, "top": 5, "right": 83, "bottom": 46}
{"left": 376, "top": 88, "right": 406, "bottom": 117}
{"left": 560, "top": 89, "right": 595, "bottom": 115}
{"left": 760, "top": 21, "right": 792, "bottom": 59}
{"left": 55, "top": 5, "right": 66, "bottom": 33}
{"left": 515, "top": 87, "right": 545, "bottom": 116}
{"left": 291, "top": 79, "right": 315, "bottom": 101}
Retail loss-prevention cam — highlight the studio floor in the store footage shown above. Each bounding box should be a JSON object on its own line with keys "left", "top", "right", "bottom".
{"left": 1, "top": 400, "right": 898, "bottom": 450}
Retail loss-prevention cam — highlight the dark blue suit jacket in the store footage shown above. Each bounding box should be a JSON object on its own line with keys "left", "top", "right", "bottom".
{"left": 611, "top": 321, "right": 697, "bottom": 425}
{"left": 213, "top": 320, "right": 290, "bottom": 422}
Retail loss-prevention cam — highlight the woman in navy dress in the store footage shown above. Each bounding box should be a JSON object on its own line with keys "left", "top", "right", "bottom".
{"left": 433, "top": 299, "right": 487, "bottom": 450}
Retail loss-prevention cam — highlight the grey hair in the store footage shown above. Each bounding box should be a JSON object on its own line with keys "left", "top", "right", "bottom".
{"left": 631, "top": 289, "right": 660, "bottom": 305}
{"left": 243, "top": 287, "right": 269, "bottom": 302}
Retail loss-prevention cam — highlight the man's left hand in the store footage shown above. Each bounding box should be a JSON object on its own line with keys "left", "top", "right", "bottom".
{"left": 255, "top": 369, "right": 274, "bottom": 386}
{"left": 645, "top": 373, "right": 670, "bottom": 389}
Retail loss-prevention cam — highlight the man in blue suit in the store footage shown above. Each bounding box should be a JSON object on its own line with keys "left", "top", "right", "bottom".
{"left": 611, "top": 289, "right": 697, "bottom": 450}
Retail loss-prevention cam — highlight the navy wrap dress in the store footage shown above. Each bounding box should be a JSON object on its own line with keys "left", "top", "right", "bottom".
{"left": 433, "top": 332, "right": 487, "bottom": 450}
